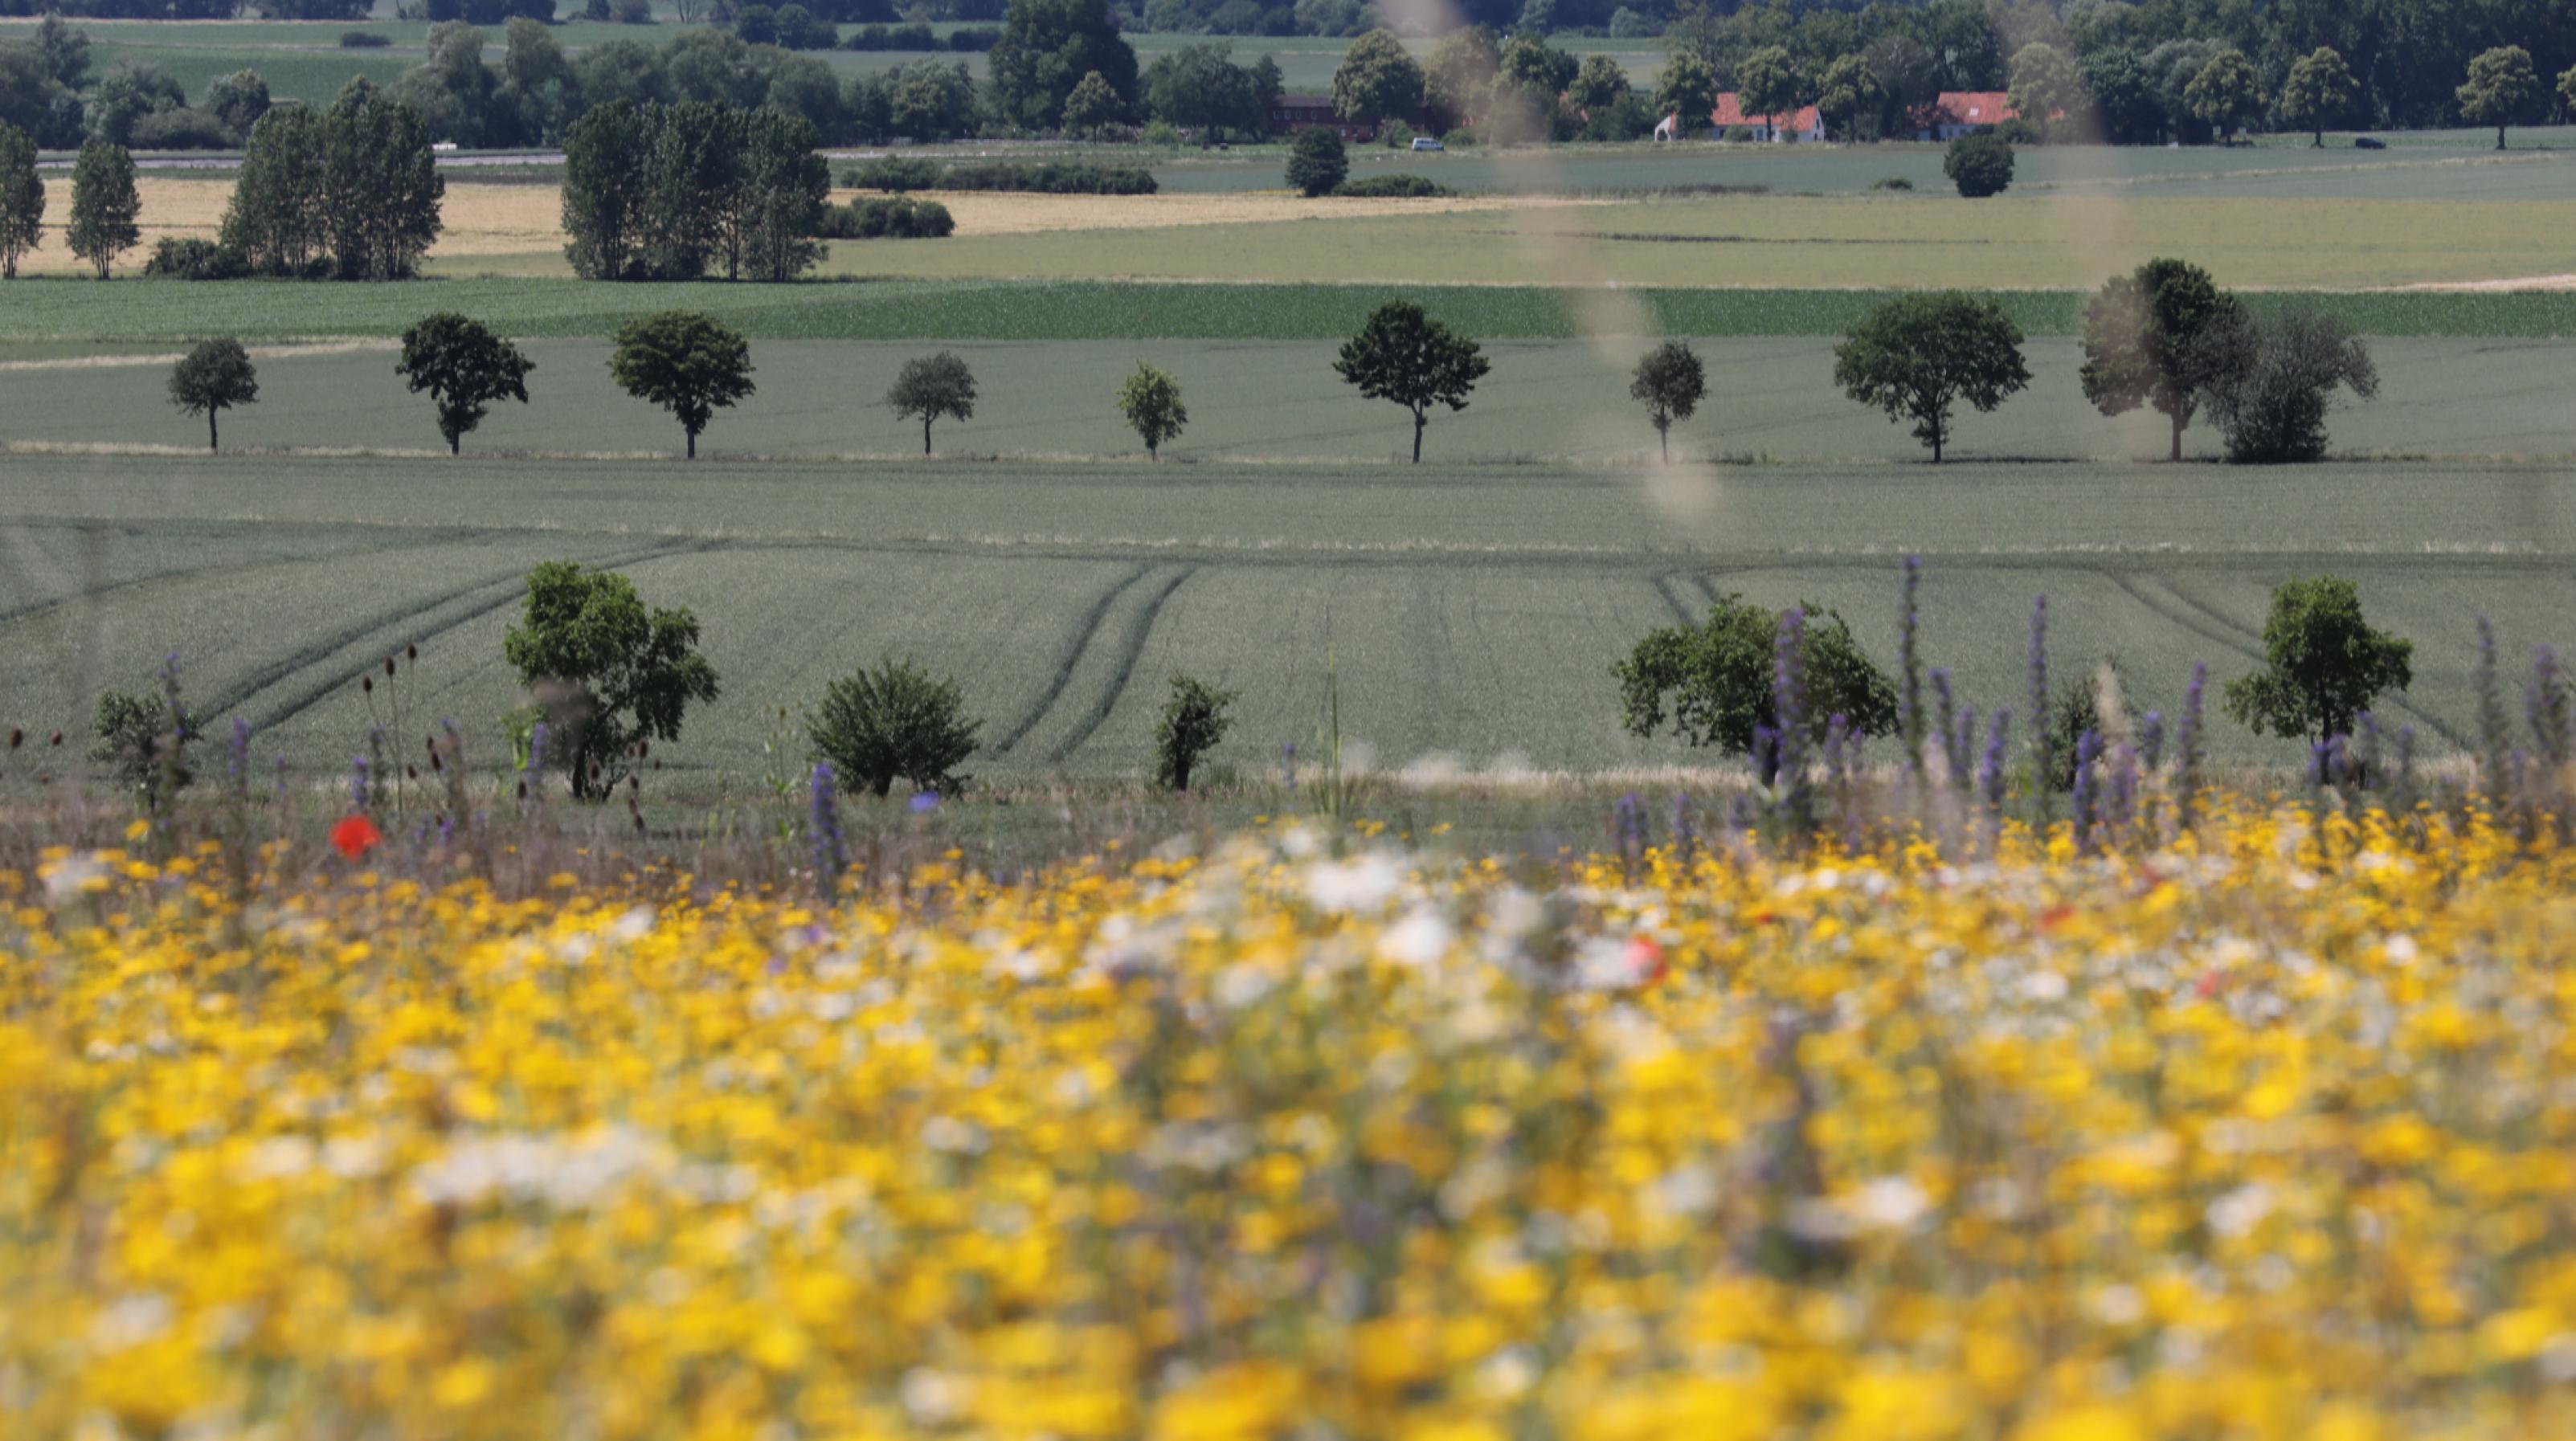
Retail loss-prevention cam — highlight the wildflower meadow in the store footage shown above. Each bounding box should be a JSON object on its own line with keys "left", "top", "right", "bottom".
{"left": 7, "top": 782, "right": 2576, "bottom": 1439}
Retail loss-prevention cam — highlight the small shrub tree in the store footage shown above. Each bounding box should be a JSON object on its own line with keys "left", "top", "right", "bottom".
{"left": 2222, "top": 576, "right": 2413, "bottom": 745}
{"left": 1155, "top": 673, "right": 1236, "bottom": 791}
{"left": 502, "top": 559, "right": 721, "bottom": 802}
{"left": 90, "top": 686, "right": 198, "bottom": 810}
{"left": 2198, "top": 304, "right": 2378, "bottom": 463}
{"left": 887, "top": 351, "right": 977, "bottom": 455}
{"left": 0, "top": 121, "right": 41, "bottom": 280}
{"left": 1333, "top": 299, "right": 1490, "bottom": 463}
{"left": 2457, "top": 45, "right": 2541, "bottom": 149}
{"left": 807, "top": 657, "right": 981, "bottom": 797}
{"left": 609, "top": 310, "right": 755, "bottom": 459}
{"left": 1617, "top": 594, "right": 1898, "bottom": 753}
{"left": 67, "top": 141, "right": 141, "bottom": 280}
{"left": 168, "top": 338, "right": 259, "bottom": 452}
{"left": 1286, "top": 125, "right": 1347, "bottom": 197}
{"left": 2079, "top": 257, "right": 2244, "bottom": 462}
{"left": 397, "top": 312, "right": 535, "bottom": 454}
{"left": 1832, "top": 292, "right": 2030, "bottom": 463}
{"left": 1628, "top": 340, "right": 1706, "bottom": 462}
{"left": 1943, "top": 132, "right": 2013, "bottom": 197}
{"left": 1115, "top": 361, "right": 1187, "bottom": 459}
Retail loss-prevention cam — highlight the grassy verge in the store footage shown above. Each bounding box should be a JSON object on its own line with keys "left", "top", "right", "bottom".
{"left": 6, "top": 277, "right": 2572, "bottom": 345}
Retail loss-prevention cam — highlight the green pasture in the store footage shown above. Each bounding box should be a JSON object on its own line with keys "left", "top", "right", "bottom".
{"left": 5, "top": 449, "right": 2573, "bottom": 783}
{"left": 767, "top": 195, "right": 2576, "bottom": 291}
{"left": 5, "top": 337, "right": 2570, "bottom": 464}
{"left": 4, "top": 277, "right": 2570, "bottom": 346}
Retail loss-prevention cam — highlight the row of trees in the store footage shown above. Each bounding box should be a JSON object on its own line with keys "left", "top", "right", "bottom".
{"left": 219, "top": 80, "right": 446, "bottom": 280}
{"left": 0, "top": 16, "right": 275, "bottom": 151}
{"left": 0, "top": 133, "right": 143, "bottom": 279}
{"left": 1829, "top": 261, "right": 2380, "bottom": 467}
{"left": 560, "top": 100, "right": 830, "bottom": 281}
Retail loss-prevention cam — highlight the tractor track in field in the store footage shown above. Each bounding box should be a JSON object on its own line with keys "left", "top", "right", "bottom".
{"left": 203, "top": 539, "right": 703, "bottom": 731}
{"left": 990, "top": 564, "right": 1153, "bottom": 757}
{"left": 1047, "top": 565, "right": 1196, "bottom": 764}
{"left": 2104, "top": 568, "right": 2468, "bottom": 748}
{"left": 0, "top": 530, "right": 461, "bottom": 631}
{"left": 1653, "top": 572, "right": 1699, "bottom": 625}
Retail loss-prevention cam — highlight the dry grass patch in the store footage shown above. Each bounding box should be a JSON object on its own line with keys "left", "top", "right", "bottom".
{"left": 19, "top": 178, "right": 560, "bottom": 275}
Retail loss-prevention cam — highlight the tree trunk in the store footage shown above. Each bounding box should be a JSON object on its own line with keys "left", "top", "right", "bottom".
{"left": 1930, "top": 424, "right": 1943, "bottom": 464}
{"left": 685, "top": 427, "right": 697, "bottom": 459}
{"left": 208, "top": 410, "right": 219, "bottom": 452}
{"left": 2170, "top": 410, "right": 2184, "bottom": 463}
{"left": 1411, "top": 410, "right": 1424, "bottom": 463}
{"left": 923, "top": 418, "right": 934, "bottom": 455}
{"left": 2312, "top": 127, "right": 2323, "bottom": 147}
{"left": 449, "top": 433, "right": 460, "bottom": 456}
{"left": 1659, "top": 426, "right": 1669, "bottom": 463}
{"left": 2497, "top": 125, "right": 2508, "bottom": 149}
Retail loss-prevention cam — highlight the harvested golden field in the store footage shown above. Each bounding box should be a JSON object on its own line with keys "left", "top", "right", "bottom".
{"left": 8, "top": 798, "right": 2576, "bottom": 1439}
{"left": 17, "top": 178, "right": 1605, "bottom": 276}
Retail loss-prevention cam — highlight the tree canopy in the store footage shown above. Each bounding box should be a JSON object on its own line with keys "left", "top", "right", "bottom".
{"left": 2079, "top": 258, "right": 2245, "bottom": 462}
{"left": 2457, "top": 45, "right": 2542, "bottom": 148}
{"left": 888, "top": 352, "right": 978, "bottom": 455}
{"left": 1332, "top": 300, "right": 1491, "bottom": 463}
{"left": 396, "top": 312, "right": 537, "bottom": 455}
{"left": 1115, "top": 361, "right": 1188, "bottom": 459}
{"left": 503, "top": 560, "right": 721, "bottom": 802}
{"left": 167, "top": 337, "right": 258, "bottom": 452}
{"left": 2222, "top": 576, "right": 2413, "bottom": 746}
{"left": 67, "top": 142, "right": 141, "bottom": 280}
{"left": 1628, "top": 340, "right": 1707, "bottom": 463}
{"left": 608, "top": 311, "right": 756, "bottom": 458}
{"left": 988, "top": 0, "right": 1138, "bottom": 131}
{"left": 2278, "top": 47, "right": 2359, "bottom": 145}
{"left": 1832, "top": 292, "right": 2030, "bottom": 463}
{"left": 1331, "top": 29, "right": 1424, "bottom": 125}
{"left": 1617, "top": 594, "right": 1898, "bottom": 754}
{"left": 1284, "top": 125, "right": 1347, "bottom": 196}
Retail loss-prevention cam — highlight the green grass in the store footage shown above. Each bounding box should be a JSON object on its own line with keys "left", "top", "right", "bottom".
{"left": 6, "top": 277, "right": 2571, "bottom": 345}
{"left": 5, "top": 337, "right": 2570, "bottom": 464}
{"left": 3, "top": 448, "right": 2571, "bottom": 782}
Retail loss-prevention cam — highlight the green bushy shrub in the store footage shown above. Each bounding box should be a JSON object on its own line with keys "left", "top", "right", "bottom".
{"left": 814, "top": 196, "right": 955, "bottom": 239}
{"left": 1335, "top": 173, "right": 1452, "bottom": 198}
{"left": 807, "top": 658, "right": 981, "bottom": 798}
{"left": 142, "top": 237, "right": 252, "bottom": 280}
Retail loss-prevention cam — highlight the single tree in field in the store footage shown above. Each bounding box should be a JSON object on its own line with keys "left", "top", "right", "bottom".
{"left": 2457, "top": 46, "right": 2541, "bottom": 149}
{"left": 1155, "top": 673, "right": 1235, "bottom": 791}
{"left": 0, "top": 121, "right": 41, "bottom": 280}
{"left": 1943, "top": 132, "right": 2014, "bottom": 197}
{"left": 2079, "top": 258, "right": 2244, "bottom": 462}
{"left": 504, "top": 559, "right": 720, "bottom": 802}
{"left": 2222, "top": 576, "right": 2412, "bottom": 746}
{"left": 2183, "top": 47, "right": 2264, "bottom": 143}
{"left": 1333, "top": 300, "right": 1490, "bottom": 463}
{"left": 1813, "top": 54, "right": 1883, "bottom": 143}
{"left": 168, "top": 338, "right": 258, "bottom": 452}
{"left": 1061, "top": 70, "right": 1124, "bottom": 138}
{"left": 609, "top": 311, "right": 754, "bottom": 459}
{"left": 1330, "top": 28, "right": 1424, "bottom": 128}
{"left": 1285, "top": 125, "right": 1347, "bottom": 197}
{"left": 1735, "top": 46, "right": 1803, "bottom": 141}
{"left": 1617, "top": 593, "right": 1897, "bottom": 753}
{"left": 1115, "top": 361, "right": 1187, "bottom": 459}
{"left": 67, "top": 141, "right": 140, "bottom": 280}
{"left": 888, "top": 351, "right": 976, "bottom": 455}
{"left": 1833, "top": 292, "right": 2030, "bottom": 463}
{"left": 397, "top": 312, "right": 536, "bottom": 455}
{"left": 807, "top": 656, "right": 981, "bottom": 797}
{"left": 2277, "top": 47, "right": 2358, "bottom": 147}
{"left": 1629, "top": 340, "right": 1707, "bottom": 462}
{"left": 2006, "top": 43, "right": 2085, "bottom": 141}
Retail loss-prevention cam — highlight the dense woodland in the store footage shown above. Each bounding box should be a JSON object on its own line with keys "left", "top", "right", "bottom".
{"left": 3, "top": 0, "right": 2574, "bottom": 153}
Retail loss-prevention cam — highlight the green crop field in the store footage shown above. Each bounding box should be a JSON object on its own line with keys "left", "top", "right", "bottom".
{"left": 5, "top": 337, "right": 2570, "bottom": 463}
{"left": 4, "top": 451, "right": 2571, "bottom": 785}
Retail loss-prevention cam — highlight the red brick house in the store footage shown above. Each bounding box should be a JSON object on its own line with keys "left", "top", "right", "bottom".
{"left": 1269, "top": 95, "right": 1376, "bottom": 142}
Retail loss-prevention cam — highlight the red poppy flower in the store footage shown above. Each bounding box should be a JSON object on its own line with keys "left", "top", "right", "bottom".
{"left": 331, "top": 815, "right": 382, "bottom": 859}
